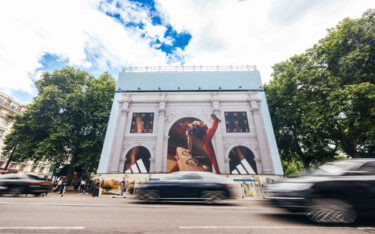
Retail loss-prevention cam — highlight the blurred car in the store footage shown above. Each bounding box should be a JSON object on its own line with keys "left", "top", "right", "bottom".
{"left": 264, "top": 159, "right": 375, "bottom": 224}
{"left": 135, "top": 171, "right": 238, "bottom": 202}
{"left": 0, "top": 174, "right": 53, "bottom": 196}
{"left": 0, "top": 168, "right": 18, "bottom": 174}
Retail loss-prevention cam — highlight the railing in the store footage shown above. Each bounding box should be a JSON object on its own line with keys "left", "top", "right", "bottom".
{"left": 122, "top": 65, "right": 257, "bottom": 72}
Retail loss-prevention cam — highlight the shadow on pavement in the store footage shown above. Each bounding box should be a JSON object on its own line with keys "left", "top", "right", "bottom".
{"left": 261, "top": 212, "right": 375, "bottom": 227}
{"left": 130, "top": 200, "right": 239, "bottom": 206}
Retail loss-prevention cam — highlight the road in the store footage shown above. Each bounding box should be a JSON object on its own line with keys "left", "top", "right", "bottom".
{"left": 0, "top": 195, "right": 374, "bottom": 233}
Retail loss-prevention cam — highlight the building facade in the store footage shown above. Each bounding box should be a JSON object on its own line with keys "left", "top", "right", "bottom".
{"left": 98, "top": 66, "right": 283, "bottom": 178}
{"left": 0, "top": 91, "right": 51, "bottom": 176}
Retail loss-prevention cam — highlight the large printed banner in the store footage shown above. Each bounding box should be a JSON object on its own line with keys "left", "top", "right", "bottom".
{"left": 167, "top": 115, "right": 221, "bottom": 174}
{"left": 229, "top": 146, "right": 257, "bottom": 174}
{"left": 124, "top": 146, "right": 150, "bottom": 173}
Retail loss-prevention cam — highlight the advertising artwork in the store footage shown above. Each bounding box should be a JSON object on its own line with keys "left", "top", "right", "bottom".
{"left": 130, "top": 113, "right": 154, "bottom": 133}
{"left": 229, "top": 146, "right": 257, "bottom": 174}
{"left": 124, "top": 146, "right": 150, "bottom": 173}
{"left": 167, "top": 114, "right": 221, "bottom": 174}
{"left": 224, "top": 112, "right": 250, "bottom": 133}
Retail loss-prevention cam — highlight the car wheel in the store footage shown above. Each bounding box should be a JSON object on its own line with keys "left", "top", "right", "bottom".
{"left": 141, "top": 190, "right": 160, "bottom": 201}
{"left": 10, "top": 187, "right": 21, "bottom": 197}
{"left": 306, "top": 198, "right": 356, "bottom": 224}
{"left": 201, "top": 191, "right": 226, "bottom": 203}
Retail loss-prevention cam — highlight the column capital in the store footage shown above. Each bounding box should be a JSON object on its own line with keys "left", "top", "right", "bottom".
{"left": 159, "top": 101, "right": 166, "bottom": 113}
{"left": 120, "top": 102, "right": 129, "bottom": 114}
{"left": 250, "top": 100, "right": 260, "bottom": 112}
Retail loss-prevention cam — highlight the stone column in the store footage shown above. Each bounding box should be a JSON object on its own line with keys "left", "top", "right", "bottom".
{"left": 250, "top": 99, "right": 274, "bottom": 174}
{"left": 155, "top": 96, "right": 166, "bottom": 173}
{"left": 211, "top": 93, "right": 225, "bottom": 174}
{"left": 108, "top": 100, "right": 129, "bottom": 173}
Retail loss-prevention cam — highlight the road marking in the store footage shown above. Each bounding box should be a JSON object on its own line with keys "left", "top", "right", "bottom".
{"left": 179, "top": 226, "right": 375, "bottom": 229}
{"left": 0, "top": 227, "right": 85, "bottom": 230}
{"left": 0, "top": 201, "right": 257, "bottom": 209}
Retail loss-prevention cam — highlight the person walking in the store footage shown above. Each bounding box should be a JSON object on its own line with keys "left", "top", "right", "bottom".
{"left": 59, "top": 177, "right": 66, "bottom": 197}
{"left": 120, "top": 177, "right": 127, "bottom": 197}
{"left": 79, "top": 179, "right": 86, "bottom": 194}
{"left": 92, "top": 179, "right": 100, "bottom": 197}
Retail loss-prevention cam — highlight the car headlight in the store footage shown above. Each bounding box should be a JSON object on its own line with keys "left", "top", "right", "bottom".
{"left": 269, "top": 183, "right": 312, "bottom": 191}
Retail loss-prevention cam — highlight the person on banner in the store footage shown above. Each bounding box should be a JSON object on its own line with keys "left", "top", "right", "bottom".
{"left": 179, "top": 114, "right": 221, "bottom": 174}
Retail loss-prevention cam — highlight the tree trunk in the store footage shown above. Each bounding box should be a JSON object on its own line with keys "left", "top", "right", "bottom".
{"left": 67, "top": 152, "right": 78, "bottom": 184}
{"left": 342, "top": 139, "right": 360, "bottom": 158}
{"left": 302, "top": 159, "right": 311, "bottom": 173}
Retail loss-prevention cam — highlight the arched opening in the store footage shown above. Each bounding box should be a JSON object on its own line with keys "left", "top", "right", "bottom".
{"left": 124, "top": 146, "right": 151, "bottom": 173}
{"left": 229, "top": 146, "right": 257, "bottom": 174}
{"left": 166, "top": 117, "right": 219, "bottom": 173}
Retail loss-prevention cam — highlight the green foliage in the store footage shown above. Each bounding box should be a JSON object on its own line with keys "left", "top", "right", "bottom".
{"left": 265, "top": 9, "right": 375, "bottom": 171}
{"left": 2, "top": 67, "right": 115, "bottom": 179}
{"left": 282, "top": 159, "right": 305, "bottom": 178}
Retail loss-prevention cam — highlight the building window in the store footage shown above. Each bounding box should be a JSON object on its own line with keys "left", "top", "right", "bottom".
{"left": 2, "top": 119, "right": 9, "bottom": 126}
{"left": 0, "top": 129, "right": 4, "bottom": 137}
{"left": 0, "top": 99, "right": 5, "bottom": 105}
{"left": 10, "top": 105, "right": 16, "bottom": 110}
{"left": 31, "top": 166, "right": 37, "bottom": 172}
{"left": 224, "top": 112, "right": 250, "bottom": 133}
{"left": 39, "top": 167, "right": 45, "bottom": 173}
{"left": 130, "top": 113, "right": 154, "bottom": 133}
{"left": 19, "top": 165, "right": 25, "bottom": 172}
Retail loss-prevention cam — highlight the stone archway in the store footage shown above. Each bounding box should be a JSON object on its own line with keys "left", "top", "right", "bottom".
{"left": 229, "top": 146, "right": 257, "bottom": 174}
{"left": 123, "top": 146, "right": 151, "bottom": 173}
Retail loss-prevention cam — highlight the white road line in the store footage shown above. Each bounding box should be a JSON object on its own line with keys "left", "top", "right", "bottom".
{"left": 179, "top": 226, "right": 375, "bottom": 229}
{"left": 0, "top": 227, "right": 85, "bottom": 230}
{"left": 0, "top": 201, "right": 256, "bottom": 210}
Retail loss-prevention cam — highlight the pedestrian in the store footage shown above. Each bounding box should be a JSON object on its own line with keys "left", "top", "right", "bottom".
{"left": 53, "top": 178, "right": 60, "bottom": 192}
{"left": 120, "top": 176, "right": 127, "bottom": 197}
{"left": 59, "top": 177, "right": 66, "bottom": 197}
{"left": 92, "top": 179, "right": 100, "bottom": 197}
{"left": 79, "top": 179, "right": 86, "bottom": 194}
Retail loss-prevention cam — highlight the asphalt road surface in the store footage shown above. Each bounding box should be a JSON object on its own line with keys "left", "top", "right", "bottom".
{"left": 0, "top": 195, "right": 374, "bottom": 233}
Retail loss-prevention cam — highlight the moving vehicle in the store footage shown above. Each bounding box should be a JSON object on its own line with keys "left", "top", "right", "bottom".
{"left": 0, "top": 168, "right": 18, "bottom": 174}
{"left": 265, "top": 159, "right": 375, "bottom": 224}
{"left": 135, "top": 171, "right": 238, "bottom": 202}
{"left": 0, "top": 174, "right": 53, "bottom": 196}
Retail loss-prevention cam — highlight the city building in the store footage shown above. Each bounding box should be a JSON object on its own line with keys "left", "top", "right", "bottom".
{"left": 97, "top": 66, "right": 283, "bottom": 197}
{"left": 0, "top": 91, "right": 51, "bottom": 176}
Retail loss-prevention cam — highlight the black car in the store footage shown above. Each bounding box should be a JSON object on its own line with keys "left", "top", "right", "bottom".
{"left": 135, "top": 171, "right": 238, "bottom": 202}
{"left": 265, "top": 159, "right": 375, "bottom": 224}
{"left": 0, "top": 174, "right": 53, "bottom": 196}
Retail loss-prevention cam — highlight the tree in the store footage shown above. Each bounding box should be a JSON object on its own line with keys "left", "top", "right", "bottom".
{"left": 2, "top": 67, "right": 115, "bottom": 181}
{"left": 265, "top": 9, "right": 375, "bottom": 169}
{"left": 309, "top": 9, "right": 375, "bottom": 158}
{"left": 265, "top": 54, "right": 337, "bottom": 170}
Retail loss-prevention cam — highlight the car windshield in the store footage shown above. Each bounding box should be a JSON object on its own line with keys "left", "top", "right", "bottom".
{"left": 164, "top": 172, "right": 223, "bottom": 181}
{"left": 0, "top": 174, "right": 24, "bottom": 180}
{"left": 27, "top": 175, "right": 43, "bottom": 180}
{"left": 165, "top": 172, "right": 203, "bottom": 180}
{"left": 312, "top": 161, "right": 361, "bottom": 176}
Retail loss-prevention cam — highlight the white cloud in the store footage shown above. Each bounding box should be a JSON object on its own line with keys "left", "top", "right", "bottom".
{"left": 157, "top": 0, "right": 375, "bottom": 83}
{"left": 0, "top": 0, "right": 374, "bottom": 101}
{"left": 0, "top": 0, "right": 169, "bottom": 97}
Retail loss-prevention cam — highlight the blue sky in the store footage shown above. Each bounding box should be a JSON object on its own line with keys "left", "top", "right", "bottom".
{"left": 0, "top": 0, "right": 374, "bottom": 103}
